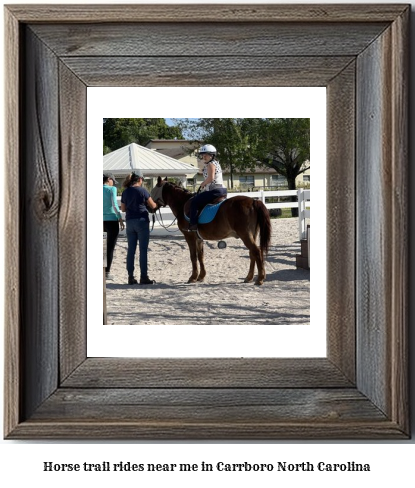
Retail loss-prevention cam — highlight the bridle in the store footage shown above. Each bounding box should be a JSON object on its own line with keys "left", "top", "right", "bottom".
{"left": 155, "top": 207, "right": 178, "bottom": 233}
{"left": 151, "top": 181, "right": 197, "bottom": 233}
{"left": 153, "top": 195, "right": 179, "bottom": 233}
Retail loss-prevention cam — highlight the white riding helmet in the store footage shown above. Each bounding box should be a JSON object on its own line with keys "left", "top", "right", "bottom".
{"left": 199, "top": 144, "right": 217, "bottom": 155}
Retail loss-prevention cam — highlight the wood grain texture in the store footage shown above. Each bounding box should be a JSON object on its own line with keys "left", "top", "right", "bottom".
{"left": 356, "top": 9, "right": 409, "bottom": 424}
{"left": 62, "top": 358, "right": 353, "bottom": 388}
{"left": 4, "top": 4, "right": 410, "bottom": 440}
{"left": 58, "top": 63, "right": 87, "bottom": 381}
{"left": 21, "top": 28, "right": 60, "bottom": 419}
{"left": 7, "top": 386, "right": 403, "bottom": 439}
{"left": 61, "top": 56, "right": 354, "bottom": 87}
{"left": 7, "top": 421, "right": 406, "bottom": 441}
{"left": 31, "top": 22, "right": 388, "bottom": 57}
{"left": 32, "top": 389, "right": 386, "bottom": 423}
{"left": 4, "top": 6, "right": 21, "bottom": 438}
{"left": 356, "top": 32, "right": 387, "bottom": 412}
{"left": 389, "top": 6, "right": 409, "bottom": 435}
{"left": 326, "top": 62, "right": 356, "bottom": 382}
{"left": 6, "top": 4, "right": 409, "bottom": 23}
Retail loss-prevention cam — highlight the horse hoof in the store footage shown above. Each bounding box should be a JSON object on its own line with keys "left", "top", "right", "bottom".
{"left": 255, "top": 281, "right": 264, "bottom": 286}
{"left": 197, "top": 272, "right": 206, "bottom": 282}
{"left": 244, "top": 278, "right": 254, "bottom": 283}
{"left": 188, "top": 278, "right": 197, "bottom": 284}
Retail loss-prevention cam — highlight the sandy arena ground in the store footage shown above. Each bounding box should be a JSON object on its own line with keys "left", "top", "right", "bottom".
{"left": 105, "top": 218, "right": 310, "bottom": 325}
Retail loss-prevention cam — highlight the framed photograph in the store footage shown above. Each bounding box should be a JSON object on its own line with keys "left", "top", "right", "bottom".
{"left": 4, "top": 4, "right": 409, "bottom": 439}
{"left": 91, "top": 87, "right": 325, "bottom": 358}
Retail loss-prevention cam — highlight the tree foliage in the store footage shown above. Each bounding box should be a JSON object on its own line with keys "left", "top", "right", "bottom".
{"left": 257, "top": 118, "right": 310, "bottom": 190}
{"left": 176, "top": 118, "right": 257, "bottom": 187}
{"left": 176, "top": 118, "right": 310, "bottom": 190}
{"left": 103, "top": 118, "right": 183, "bottom": 153}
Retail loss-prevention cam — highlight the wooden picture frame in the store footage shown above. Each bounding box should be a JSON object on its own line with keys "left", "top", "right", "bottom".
{"left": 4, "top": 4, "right": 409, "bottom": 439}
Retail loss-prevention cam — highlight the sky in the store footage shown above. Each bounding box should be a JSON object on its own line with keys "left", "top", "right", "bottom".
{"left": 165, "top": 118, "right": 199, "bottom": 126}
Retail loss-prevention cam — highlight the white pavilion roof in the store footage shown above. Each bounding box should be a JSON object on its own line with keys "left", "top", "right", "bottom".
{"left": 103, "top": 143, "right": 198, "bottom": 177}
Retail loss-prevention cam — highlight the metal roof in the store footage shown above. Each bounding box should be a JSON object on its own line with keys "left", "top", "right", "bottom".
{"left": 103, "top": 143, "right": 198, "bottom": 177}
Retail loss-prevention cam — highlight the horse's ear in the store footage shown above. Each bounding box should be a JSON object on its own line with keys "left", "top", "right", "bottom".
{"left": 157, "top": 176, "right": 162, "bottom": 185}
{"left": 164, "top": 177, "right": 168, "bottom": 181}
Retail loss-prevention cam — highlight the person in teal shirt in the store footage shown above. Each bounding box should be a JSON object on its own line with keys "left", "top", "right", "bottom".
{"left": 103, "top": 173, "right": 124, "bottom": 280}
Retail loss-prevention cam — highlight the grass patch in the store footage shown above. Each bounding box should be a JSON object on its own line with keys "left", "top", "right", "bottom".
{"left": 270, "top": 208, "right": 296, "bottom": 219}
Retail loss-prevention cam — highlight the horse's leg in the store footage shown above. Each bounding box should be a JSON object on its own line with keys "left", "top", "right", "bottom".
{"left": 240, "top": 232, "right": 265, "bottom": 285}
{"left": 196, "top": 239, "right": 206, "bottom": 282}
{"left": 244, "top": 250, "right": 256, "bottom": 283}
{"left": 243, "top": 227, "right": 259, "bottom": 283}
{"left": 184, "top": 233, "right": 199, "bottom": 283}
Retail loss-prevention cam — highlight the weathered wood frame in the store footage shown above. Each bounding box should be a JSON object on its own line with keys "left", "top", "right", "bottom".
{"left": 4, "top": 4, "right": 409, "bottom": 439}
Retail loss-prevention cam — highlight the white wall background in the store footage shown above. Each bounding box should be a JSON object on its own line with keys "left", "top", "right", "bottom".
{"left": 0, "top": 0, "right": 414, "bottom": 486}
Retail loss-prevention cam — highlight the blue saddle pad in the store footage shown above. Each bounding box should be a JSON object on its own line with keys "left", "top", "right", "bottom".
{"left": 185, "top": 199, "right": 226, "bottom": 224}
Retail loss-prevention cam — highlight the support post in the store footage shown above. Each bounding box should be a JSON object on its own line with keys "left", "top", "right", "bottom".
{"left": 297, "top": 189, "right": 306, "bottom": 240}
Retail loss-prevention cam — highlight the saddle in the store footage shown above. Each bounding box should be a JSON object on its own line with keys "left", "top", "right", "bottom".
{"left": 184, "top": 196, "right": 227, "bottom": 224}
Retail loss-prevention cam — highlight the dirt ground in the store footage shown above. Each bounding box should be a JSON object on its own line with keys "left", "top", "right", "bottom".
{"left": 105, "top": 218, "right": 310, "bottom": 325}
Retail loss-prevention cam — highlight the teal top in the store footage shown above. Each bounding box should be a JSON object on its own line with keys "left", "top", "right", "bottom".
{"left": 103, "top": 185, "right": 122, "bottom": 221}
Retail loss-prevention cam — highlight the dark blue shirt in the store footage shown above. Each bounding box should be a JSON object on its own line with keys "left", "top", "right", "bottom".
{"left": 121, "top": 186, "right": 150, "bottom": 221}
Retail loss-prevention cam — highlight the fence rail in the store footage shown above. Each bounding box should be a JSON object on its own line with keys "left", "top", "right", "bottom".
{"left": 227, "top": 189, "right": 310, "bottom": 240}
{"left": 117, "top": 189, "right": 310, "bottom": 241}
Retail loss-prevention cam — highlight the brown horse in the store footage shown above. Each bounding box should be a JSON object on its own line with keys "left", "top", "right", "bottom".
{"left": 150, "top": 177, "right": 272, "bottom": 285}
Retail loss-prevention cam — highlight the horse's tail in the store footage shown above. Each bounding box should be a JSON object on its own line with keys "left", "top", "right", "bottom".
{"left": 254, "top": 200, "right": 272, "bottom": 257}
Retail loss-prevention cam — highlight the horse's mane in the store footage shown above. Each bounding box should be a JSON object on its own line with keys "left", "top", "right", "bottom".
{"left": 164, "top": 182, "right": 194, "bottom": 202}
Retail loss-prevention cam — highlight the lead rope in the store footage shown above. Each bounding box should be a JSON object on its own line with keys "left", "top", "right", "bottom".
{"left": 155, "top": 207, "right": 179, "bottom": 233}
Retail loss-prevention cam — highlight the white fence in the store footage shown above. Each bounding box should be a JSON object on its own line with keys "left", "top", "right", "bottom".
{"left": 117, "top": 189, "right": 310, "bottom": 241}
{"left": 227, "top": 189, "right": 310, "bottom": 241}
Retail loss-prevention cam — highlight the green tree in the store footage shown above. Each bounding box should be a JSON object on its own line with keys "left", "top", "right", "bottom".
{"left": 176, "top": 118, "right": 310, "bottom": 191}
{"left": 103, "top": 118, "right": 182, "bottom": 153}
{"left": 257, "top": 118, "right": 310, "bottom": 217}
{"left": 177, "top": 118, "right": 257, "bottom": 188}
{"left": 258, "top": 118, "right": 310, "bottom": 191}
{"left": 177, "top": 118, "right": 310, "bottom": 215}
{"left": 103, "top": 143, "right": 112, "bottom": 155}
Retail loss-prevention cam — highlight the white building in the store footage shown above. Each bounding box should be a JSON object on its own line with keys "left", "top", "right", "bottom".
{"left": 103, "top": 143, "right": 198, "bottom": 190}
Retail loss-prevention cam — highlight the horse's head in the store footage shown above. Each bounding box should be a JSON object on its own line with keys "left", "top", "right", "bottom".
{"left": 150, "top": 176, "right": 168, "bottom": 207}
{"left": 151, "top": 176, "right": 193, "bottom": 211}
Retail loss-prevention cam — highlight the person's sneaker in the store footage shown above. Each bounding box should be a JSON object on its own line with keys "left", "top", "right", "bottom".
{"left": 105, "top": 273, "right": 114, "bottom": 281}
{"left": 139, "top": 277, "right": 156, "bottom": 285}
{"left": 128, "top": 276, "right": 138, "bottom": 285}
